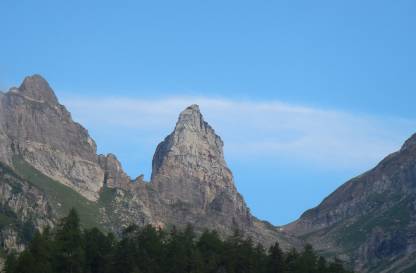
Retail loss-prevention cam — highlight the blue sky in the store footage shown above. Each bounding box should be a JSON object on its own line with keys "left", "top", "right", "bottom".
{"left": 1, "top": 0, "right": 416, "bottom": 225}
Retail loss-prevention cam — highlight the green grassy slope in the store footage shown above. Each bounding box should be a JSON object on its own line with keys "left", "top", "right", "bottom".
{"left": 12, "top": 157, "right": 105, "bottom": 230}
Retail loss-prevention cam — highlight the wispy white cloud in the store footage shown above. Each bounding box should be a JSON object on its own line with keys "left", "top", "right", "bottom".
{"left": 61, "top": 96, "right": 416, "bottom": 172}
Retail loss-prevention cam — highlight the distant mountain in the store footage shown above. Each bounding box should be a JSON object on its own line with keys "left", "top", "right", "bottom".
{"left": 3, "top": 75, "right": 416, "bottom": 273}
{"left": 285, "top": 133, "right": 416, "bottom": 272}
{"left": 0, "top": 75, "right": 296, "bottom": 261}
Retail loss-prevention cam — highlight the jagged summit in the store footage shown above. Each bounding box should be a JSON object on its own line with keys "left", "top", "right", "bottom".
{"left": 148, "top": 104, "right": 252, "bottom": 234}
{"left": 0, "top": 75, "right": 296, "bottom": 258}
{"left": 176, "top": 104, "right": 202, "bottom": 126}
{"left": 151, "top": 104, "right": 231, "bottom": 191}
{"left": 175, "top": 104, "right": 219, "bottom": 135}
{"left": 151, "top": 103, "right": 241, "bottom": 209}
{"left": 15, "top": 74, "right": 59, "bottom": 104}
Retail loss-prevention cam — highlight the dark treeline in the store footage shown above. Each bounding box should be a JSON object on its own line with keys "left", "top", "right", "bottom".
{"left": 4, "top": 209, "right": 353, "bottom": 273}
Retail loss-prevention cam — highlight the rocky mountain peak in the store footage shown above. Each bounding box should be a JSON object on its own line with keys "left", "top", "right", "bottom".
{"left": 16, "top": 74, "right": 59, "bottom": 105}
{"left": 176, "top": 104, "right": 203, "bottom": 127}
{"left": 146, "top": 105, "right": 258, "bottom": 238}
{"left": 174, "top": 104, "right": 222, "bottom": 143}
{"left": 151, "top": 104, "right": 235, "bottom": 205}
{"left": 0, "top": 75, "right": 104, "bottom": 201}
{"left": 152, "top": 104, "right": 229, "bottom": 182}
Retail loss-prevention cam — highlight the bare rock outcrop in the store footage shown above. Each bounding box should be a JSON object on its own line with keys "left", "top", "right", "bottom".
{"left": 98, "top": 153, "right": 132, "bottom": 190}
{"left": 147, "top": 105, "right": 250, "bottom": 228}
{"left": 285, "top": 133, "right": 416, "bottom": 272}
{"left": 0, "top": 162, "right": 55, "bottom": 253}
{"left": 0, "top": 75, "right": 297, "bottom": 258}
{"left": 0, "top": 75, "right": 124, "bottom": 200}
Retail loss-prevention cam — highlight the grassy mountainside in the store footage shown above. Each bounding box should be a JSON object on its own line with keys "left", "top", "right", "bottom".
{"left": 12, "top": 157, "right": 104, "bottom": 230}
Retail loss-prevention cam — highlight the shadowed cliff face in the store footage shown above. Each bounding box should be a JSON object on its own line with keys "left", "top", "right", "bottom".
{"left": 285, "top": 134, "right": 416, "bottom": 272}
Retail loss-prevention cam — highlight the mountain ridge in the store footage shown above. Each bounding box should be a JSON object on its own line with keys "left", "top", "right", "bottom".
{"left": 0, "top": 75, "right": 297, "bottom": 258}
{"left": 285, "top": 131, "right": 416, "bottom": 272}
{"left": 2, "top": 74, "right": 416, "bottom": 272}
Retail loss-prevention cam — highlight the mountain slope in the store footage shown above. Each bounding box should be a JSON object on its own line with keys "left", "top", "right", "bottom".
{"left": 285, "top": 134, "right": 416, "bottom": 272}
{"left": 0, "top": 75, "right": 296, "bottom": 257}
{"left": 101, "top": 104, "right": 297, "bottom": 248}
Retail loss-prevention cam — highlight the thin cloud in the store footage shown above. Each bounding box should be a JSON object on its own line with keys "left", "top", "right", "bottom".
{"left": 61, "top": 96, "right": 416, "bottom": 173}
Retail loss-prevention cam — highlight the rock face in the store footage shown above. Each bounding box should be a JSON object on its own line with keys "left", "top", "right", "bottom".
{"left": 0, "top": 75, "right": 131, "bottom": 201}
{"left": 0, "top": 162, "right": 55, "bottom": 253}
{"left": 151, "top": 105, "right": 250, "bottom": 227}
{"left": 105, "top": 104, "right": 295, "bottom": 248}
{"left": 0, "top": 75, "right": 296, "bottom": 259}
{"left": 285, "top": 134, "right": 416, "bottom": 272}
{"left": 152, "top": 105, "right": 235, "bottom": 204}
{"left": 5, "top": 74, "right": 416, "bottom": 272}
{"left": 98, "top": 154, "right": 132, "bottom": 190}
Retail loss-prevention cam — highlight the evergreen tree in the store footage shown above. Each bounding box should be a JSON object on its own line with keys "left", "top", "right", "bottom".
{"left": 114, "top": 234, "right": 138, "bottom": 273}
{"left": 298, "top": 244, "right": 318, "bottom": 273}
{"left": 267, "top": 242, "right": 285, "bottom": 273}
{"left": 285, "top": 248, "right": 301, "bottom": 273}
{"left": 26, "top": 230, "right": 53, "bottom": 273}
{"left": 197, "top": 230, "right": 224, "bottom": 273}
{"left": 5, "top": 209, "right": 354, "bottom": 273}
{"left": 164, "top": 224, "right": 196, "bottom": 273}
{"left": 83, "top": 227, "right": 114, "bottom": 273}
{"left": 13, "top": 251, "right": 36, "bottom": 273}
{"left": 135, "top": 225, "right": 165, "bottom": 273}
{"left": 53, "top": 208, "right": 84, "bottom": 273}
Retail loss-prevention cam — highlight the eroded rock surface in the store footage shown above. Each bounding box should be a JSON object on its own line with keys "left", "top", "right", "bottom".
{"left": 0, "top": 75, "right": 296, "bottom": 258}
{"left": 285, "top": 134, "right": 416, "bottom": 272}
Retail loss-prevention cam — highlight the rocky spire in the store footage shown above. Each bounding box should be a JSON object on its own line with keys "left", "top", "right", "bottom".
{"left": 151, "top": 104, "right": 236, "bottom": 206}
{"left": 17, "top": 74, "right": 59, "bottom": 105}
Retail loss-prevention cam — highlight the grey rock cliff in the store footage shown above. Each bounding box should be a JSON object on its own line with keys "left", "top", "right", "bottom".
{"left": 0, "top": 162, "right": 55, "bottom": 254}
{"left": 0, "top": 75, "right": 297, "bottom": 259}
{"left": 91, "top": 103, "right": 297, "bottom": 248}
{"left": 0, "top": 75, "right": 131, "bottom": 201}
{"left": 285, "top": 133, "right": 416, "bottom": 272}
{"left": 98, "top": 153, "right": 132, "bottom": 189}
{"left": 151, "top": 104, "right": 247, "bottom": 215}
{"left": 149, "top": 104, "right": 251, "bottom": 228}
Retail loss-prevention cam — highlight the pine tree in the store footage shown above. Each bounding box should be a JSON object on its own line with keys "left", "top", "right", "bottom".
{"left": 5, "top": 209, "right": 355, "bottom": 273}
{"left": 135, "top": 225, "right": 165, "bottom": 273}
{"left": 298, "top": 244, "right": 318, "bottom": 273}
{"left": 197, "top": 230, "right": 223, "bottom": 273}
{"left": 285, "top": 248, "right": 301, "bottom": 273}
{"left": 13, "top": 251, "right": 35, "bottom": 273}
{"left": 163, "top": 224, "right": 196, "bottom": 273}
{"left": 83, "top": 227, "right": 114, "bottom": 273}
{"left": 26, "top": 230, "right": 53, "bottom": 273}
{"left": 53, "top": 208, "right": 84, "bottom": 273}
{"left": 267, "top": 242, "right": 285, "bottom": 273}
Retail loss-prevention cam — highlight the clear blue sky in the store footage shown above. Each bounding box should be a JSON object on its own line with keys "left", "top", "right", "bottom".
{"left": 1, "top": 0, "right": 416, "bottom": 225}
